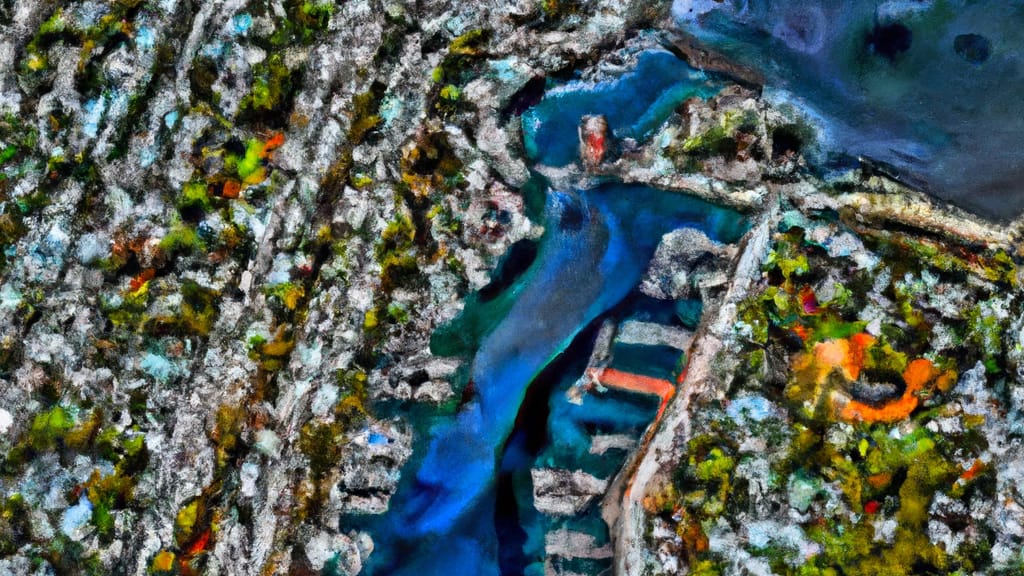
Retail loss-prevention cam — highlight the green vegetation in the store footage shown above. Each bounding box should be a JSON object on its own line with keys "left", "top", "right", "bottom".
{"left": 252, "top": 0, "right": 334, "bottom": 48}
{"left": 2, "top": 404, "right": 150, "bottom": 550}
{"left": 669, "top": 110, "right": 761, "bottom": 172}
{"left": 429, "top": 29, "right": 490, "bottom": 116}
{"left": 247, "top": 326, "right": 295, "bottom": 372}
{"left": 179, "top": 180, "right": 213, "bottom": 213}
{"left": 664, "top": 213, "right": 1020, "bottom": 573}
{"left": 239, "top": 53, "right": 301, "bottom": 128}
{"left": 349, "top": 82, "right": 386, "bottom": 144}
{"left": 264, "top": 281, "right": 305, "bottom": 311}
{"left": 432, "top": 29, "right": 490, "bottom": 85}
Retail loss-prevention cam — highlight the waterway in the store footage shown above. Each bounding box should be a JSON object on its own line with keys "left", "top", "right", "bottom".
{"left": 356, "top": 46, "right": 749, "bottom": 576}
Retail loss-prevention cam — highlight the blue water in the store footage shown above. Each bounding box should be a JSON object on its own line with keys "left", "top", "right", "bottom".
{"left": 521, "top": 389, "right": 660, "bottom": 575}
{"left": 672, "top": 0, "right": 1024, "bottom": 219}
{"left": 358, "top": 48, "right": 748, "bottom": 576}
{"left": 522, "top": 49, "right": 726, "bottom": 167}
{"left": 609, "top": 343, "right": 686, "bottom": 381}
{"left": 361, "top": 184, "right": 745, "bottom": 575}
{"left": 495, "top": 319, "right": 667, "bottom": 576}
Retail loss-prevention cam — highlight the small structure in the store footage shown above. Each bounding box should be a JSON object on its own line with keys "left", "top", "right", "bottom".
{"left": 578, "top": 114, "right": 610, "bottom": 167}
{"left": 569, "top": 318, "right": 693, "bottom": 421}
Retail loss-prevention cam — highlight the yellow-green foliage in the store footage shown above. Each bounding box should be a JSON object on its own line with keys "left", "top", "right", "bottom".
{"left": 179, "top": 180, "right": 211, "bottom": 212}
{"left": 694, "top": 448, "right": 735, "bottom": 483}
{"left": 336, "top": 369, "right": 370, "bottom": 427}
{"left": 262, "top": 0, "right": 333, "bottom": 47}
{"left": 264, "top": 282, "right": 305, "bottom": 311}
{"left": 26, "top": 405, "right": 74, "bottom": 450}
{"left": 3, "top": 405, "right": 149, "bottom": 543}
{"left": 212, "top": 405, "right": 245, "bottom": 470}
{"left": 865, "top": 231, "right": 1018, "bottom": 288}
{"left": 693, "top": 561, "right": 727, "bottom": 576}
{"left": 540, "top": 0, "right": 583, "bottom": 19}
{"left": 677, "top": 436, "right": 737, "bottom": 521}
{"left": 349, "top": 84, "right": 385, "bottom": 144}
{"left": 174, "top": 498, "right": 203, "bottom": 547}
{"left": 432, "top": 29, "right": 490, "bottom": 85}
{"left": 241, "top": 53, "right": 294, "bottom": 114}
{"left": 669, "top": 110, "right": 759, "bottom": 172}
{"left": 381, "top": 213, "right": 415, "bottom": 250}
{"left": 769, "top": 423, "right": 964, "bottom": 574}
{"left": 298, "top": 420, "right": 344, "bottom": 480}
{"left": 179, "top": 280, "right": 220, "bottom": 335}
{"left": 964, "top": 303, "right": 1005, "bottom": 372}
{"left": 765, "top": 238, "right": 809, "bottom": 285}
{"left": 376, "top": 213, "right": 420, "bottom": 294}
{"left": 386, "top": 302, "right": 409, "bottom": 323}
{"left": 436, "top": 83, "right": 464, "bottom": 116}
{"left": 159, "top": 222, "right": 205, "bottom": 256}
{"left": 141, "top": 280, "right": 220, "bottom": 336}
{"left": 248, "top": 327, "right": 295, "bottom": 371}
{"left": 0, "top": 494, "right": 32, "bottom": 555}
{"left": 0, "top": 113, "right": 39, "bottom": 172}
{"left": 231, "top": 138, "right": 264, "bottom": 180}
{"left": 0, "top": 113, "right": 42, "bottom": 271}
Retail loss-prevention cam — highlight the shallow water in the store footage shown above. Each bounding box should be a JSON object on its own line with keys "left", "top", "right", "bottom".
{"left": 522, "top": 49, "right": 726, "bottom": 168}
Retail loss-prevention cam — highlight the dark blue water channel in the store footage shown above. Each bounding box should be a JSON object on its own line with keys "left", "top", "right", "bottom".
{"left": 354, "top": 48, "right": 748, "bottom": 575}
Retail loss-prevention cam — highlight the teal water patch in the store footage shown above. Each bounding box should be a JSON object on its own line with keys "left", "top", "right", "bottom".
{"left": 231, "top": 13, "right": 252, "bottom": 35}
{"left": 608, "top": 342, "right": 685, "bottom": 381}
{"left": 134, "top": 26, "right": 155, "bottom": 51}
{"left": 675, "top": 298, "right": 704, "bottom": 328}
{"left": 522, "top": 50, "right": 726, "bottom": 167}
{"left": 544, "top": 386, "right": 660, "bottom": 477}
{"left": 140, "top": 352, "right": 180, "bottom": 383}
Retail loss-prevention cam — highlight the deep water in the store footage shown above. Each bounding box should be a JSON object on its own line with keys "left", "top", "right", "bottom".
{"left": 671, "top": 0, "right": 1024, "bottom": 219}
{"left": 360, "top": 184, "right": 745, "bottom": 575}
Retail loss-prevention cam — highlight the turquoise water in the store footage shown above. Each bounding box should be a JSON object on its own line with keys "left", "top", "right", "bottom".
{"left": 358, "top": 48, "right": 747, "bottom": 576}
{"left": 522, "top": 49, "right": 726, "bottom": 167}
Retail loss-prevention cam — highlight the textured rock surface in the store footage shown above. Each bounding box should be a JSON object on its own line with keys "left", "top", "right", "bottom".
{"left": 2, "top": 1, "right": 1023, "bottom": 575}
{"left": 0, "top": 0, "right": 669, "bottom": 573}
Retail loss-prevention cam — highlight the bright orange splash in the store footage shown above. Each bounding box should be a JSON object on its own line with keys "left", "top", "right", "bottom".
{"left": 185, "top": 528, "right": 211, "bottom": 556}
{"left": 263, "top": 131, "right": 285, "bottom": 154}
{"left": 840, "top": 358, "right": 950, "bottom": 424}
{"left": 221, "top": 179, "right": 242, "bottom": 199}
{"left": 793, "top": 333, "right": 876, "bottom": 384}
{"left": 790, "top": 333, "right": 955, "bottom": 424}
{"left": 586, "top": 367, "right": 675, "bottom": 419}
{"left": 128, "top": 268, "right": 156, "bottom": 295}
